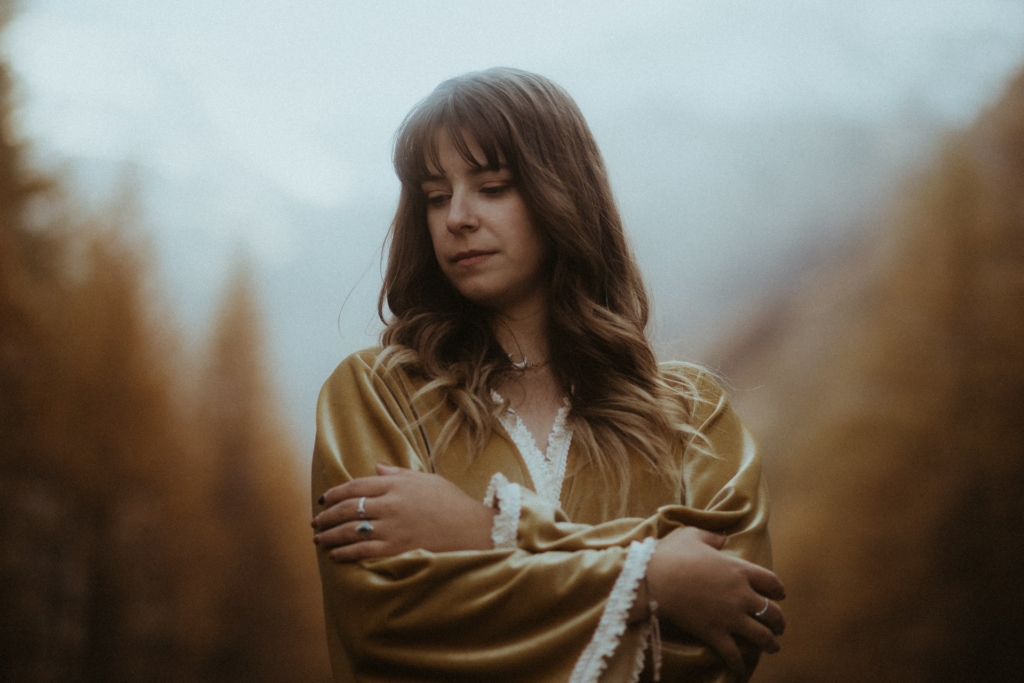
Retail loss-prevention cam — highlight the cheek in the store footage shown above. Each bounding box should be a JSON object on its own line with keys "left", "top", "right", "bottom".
{"left": 504, "top": 202, "right": 542, "bottom": 256}
{"left": 426, "top": 220, "right": 446, "bottom": 259}
{"left": 521, "top": 223, "right": 549, "bottom": 269}
{"left": 425, "top": 225, "right": 459, "bottom": 286}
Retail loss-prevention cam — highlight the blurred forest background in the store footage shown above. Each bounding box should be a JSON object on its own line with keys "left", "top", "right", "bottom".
{"left": 1, "top": 0, "right": 1023, "bottom": 681}
{"left": 0, "top": 1, "right": 329, "bottom": 680}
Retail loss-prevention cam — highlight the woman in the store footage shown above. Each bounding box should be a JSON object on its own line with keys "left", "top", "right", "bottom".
{"left": 311, "top": 68, "right": 785, "bottom": 683}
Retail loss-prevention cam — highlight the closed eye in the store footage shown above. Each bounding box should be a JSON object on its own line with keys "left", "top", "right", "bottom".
{"left": 480, "top": 184, "right": 509, "bottom": 196}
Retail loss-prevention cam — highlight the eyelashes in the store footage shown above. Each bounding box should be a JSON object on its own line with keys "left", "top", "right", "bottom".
{"left": 424, "top": 183, "right": 512, "bottom": 207}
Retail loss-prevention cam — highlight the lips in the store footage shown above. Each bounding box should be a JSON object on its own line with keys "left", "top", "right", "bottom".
{"left": 452, "top": 250, "right": 495, "bottom": 266}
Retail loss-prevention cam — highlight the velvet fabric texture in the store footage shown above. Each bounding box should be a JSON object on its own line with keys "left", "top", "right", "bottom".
{"left": 312, "top": 348, "right": 772, "bottom": 682}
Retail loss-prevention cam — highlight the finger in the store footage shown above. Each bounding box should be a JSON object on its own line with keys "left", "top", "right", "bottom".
{"left": 744, "top": 593, "right": 785, "bottom": 636}
{"left": 746, "top": 565, "right": 786, "bottom": 601}
{"left": 693, "top": 528, "right": 727, "bottom": 550}
{"left": 313, "top": 499, "right": 353, "bottom": 531}
{"left": 376, "top": 463, "right": 406, "bottom": 475}
{"left": 739, "top": 644, "right": 761, "bottom": 679}
{"left": 321, "top": 476, "right": 394, "bottom": 506}
{"left": 313, "top": 495, "right": 381, "bottom": 531}
{"left": 755, "top": 600, "right": 786, "bottom": 636}
{"left": 706, "top": 633, "right": 745, "bottom": 678}
{"left": 313, "top": 521, "right": 358, "bottom": 549}
{"left": 315, "top": 518, "right": 386, "bottom": 550}
{"left": 329, "top": 540, "right": 391, "bottom": 563}
{"left": 736, "top": 616, "right": 780, "bottom": 654}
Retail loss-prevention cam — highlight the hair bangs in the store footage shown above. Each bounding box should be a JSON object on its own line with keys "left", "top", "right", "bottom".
{"left": 394, "top": 83, "right": 514, "bottom": 191}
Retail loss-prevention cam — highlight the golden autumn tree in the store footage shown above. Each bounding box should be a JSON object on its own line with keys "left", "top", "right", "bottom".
{"left": 0, "top": 152, "right": 196, "bottom": 683}
{"left": 0, "top": 2, "right": 330, "bottom": 680}
{"left": 718, "top": 67, "right": 1024, "bottom": 682}
{"left": 198, "top": 257, "right": 329, "bottom": 683}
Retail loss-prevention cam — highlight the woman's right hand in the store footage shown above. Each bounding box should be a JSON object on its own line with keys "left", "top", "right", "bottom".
{"left": 645, "top": 526, "right": 786, "bottom": 679}
{"left": 312, "top": 464, "right": 497, "bottom": 561}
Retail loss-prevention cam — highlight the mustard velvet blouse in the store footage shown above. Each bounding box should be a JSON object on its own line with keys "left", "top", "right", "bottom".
{"left": 312, "top": 348, "right": 772, "bottom": 683}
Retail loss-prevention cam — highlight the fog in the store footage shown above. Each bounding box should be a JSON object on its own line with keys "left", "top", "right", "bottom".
{"left": 8, "top": 0, "right": 1023, "bottom": 457}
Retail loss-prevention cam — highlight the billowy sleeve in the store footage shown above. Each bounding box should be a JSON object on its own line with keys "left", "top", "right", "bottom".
{"left": 481, "top": 367, "right": 773, "bottom": 681}
{"left": 314, "top": 353, "right": 770, "bottom": 682}
{"left": 312, "top": 352, "right": 658, "bottom": 683}
{"left": 501, "top": 369, "right": 770, "bottom": 560}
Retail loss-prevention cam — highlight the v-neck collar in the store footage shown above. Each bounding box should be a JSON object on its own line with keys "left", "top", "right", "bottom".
{"left": 491, "top": 391, "right": 573, "bottom": 506}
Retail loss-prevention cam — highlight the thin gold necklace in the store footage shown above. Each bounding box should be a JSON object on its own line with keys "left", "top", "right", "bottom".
{"left": 509, "top": 355, "right": 550, "bottom": 371}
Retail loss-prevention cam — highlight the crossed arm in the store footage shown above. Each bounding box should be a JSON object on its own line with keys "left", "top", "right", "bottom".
{"left": 314, "top": 463, "right": 785, "bottom": 679}
{"left": 311, "top": 352, "right": 786, "bottom": 681}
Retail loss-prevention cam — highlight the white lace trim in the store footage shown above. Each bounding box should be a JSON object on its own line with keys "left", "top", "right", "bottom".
{"left": 482, "top": 472, "right": 521, "bottom": 549}
{"left": 569, "top": 537, "right": 658, "bottom": 683}
{"left": 629, "top": 629, "right": 650, "bottom": 683}
{"left": 491, "top": 391, "right": 573, "bottom": 506}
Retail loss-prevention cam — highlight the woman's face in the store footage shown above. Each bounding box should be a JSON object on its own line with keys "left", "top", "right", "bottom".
{"left": 422, "top": 131, "right": 549, "bottom": 316}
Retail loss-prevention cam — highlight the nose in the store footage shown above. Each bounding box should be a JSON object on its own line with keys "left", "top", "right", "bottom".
{"left": 445, "top": 188, "right": 478, "bottom": 233}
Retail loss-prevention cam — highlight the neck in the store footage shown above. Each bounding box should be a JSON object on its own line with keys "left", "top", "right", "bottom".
{"left": 491, "top": 294, "right": 549, "bottom": 369}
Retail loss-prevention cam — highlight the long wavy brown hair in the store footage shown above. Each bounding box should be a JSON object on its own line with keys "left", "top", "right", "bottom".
{"left": 378, "top": 67, "right": 708, "bottom": 498}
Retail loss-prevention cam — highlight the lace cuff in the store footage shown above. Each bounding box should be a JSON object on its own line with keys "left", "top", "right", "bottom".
{"left": 482, "top": 472, "right": 521, "bottom": 549}
{"left": 569, "top": 537, "right": 659, "bottom": 683}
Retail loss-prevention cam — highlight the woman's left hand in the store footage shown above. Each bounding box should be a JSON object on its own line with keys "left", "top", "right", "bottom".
{"left": 312, "top": 463, "right": 498, "bottom": 562}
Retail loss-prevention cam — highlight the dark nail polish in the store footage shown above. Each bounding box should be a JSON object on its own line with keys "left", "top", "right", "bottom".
{"left": 317, "top": 495, "right": 325, "bottom": 505}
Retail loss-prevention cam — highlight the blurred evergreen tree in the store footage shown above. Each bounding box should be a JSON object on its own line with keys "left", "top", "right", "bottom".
{"left": 0, "top": 2, "right": 329, "bottom": 680}
{"left": 721, "top": 67, "right": 1024, "bottom": 683}
{"left": 200, "top": 257, "right": 328, "bottom": 683}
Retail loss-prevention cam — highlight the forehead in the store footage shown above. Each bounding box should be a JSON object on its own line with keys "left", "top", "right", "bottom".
{"left": 421, "top": 126, "right": 506, "bottom": 179}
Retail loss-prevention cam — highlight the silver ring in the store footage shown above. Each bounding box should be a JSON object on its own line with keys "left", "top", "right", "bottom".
{"left": 356, "top": 520, "right": 374, "bottom": 539}
{"left": 753, "top": 597, "right": 770, "bottom": 620}
{"left": 357, "top": 496, "right": 368, "bottom": 520}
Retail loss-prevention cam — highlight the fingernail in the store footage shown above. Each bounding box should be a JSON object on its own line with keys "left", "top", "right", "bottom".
{"left": 317, "top": 495, "right": 325, "bottom": 505}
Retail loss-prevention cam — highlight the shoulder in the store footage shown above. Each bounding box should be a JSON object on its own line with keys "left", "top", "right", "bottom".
{"left": 657, "top": 360, "right": 731, "bottom": 428}
{"left": 318, "top": 346, "right": 423, "bottom": 405}
{"left": 326, "top": 346, "right": 386, "bottom": 380}
{"left": 320, "top": 346, "right": 384, "bottom": 393}
{"left": 312, "top": 348, "right": 437, "bottom": 482}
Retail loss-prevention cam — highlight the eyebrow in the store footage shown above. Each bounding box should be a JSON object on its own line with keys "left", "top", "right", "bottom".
{"left": 421, "top": 164, "right": 509, "bottom": 184}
